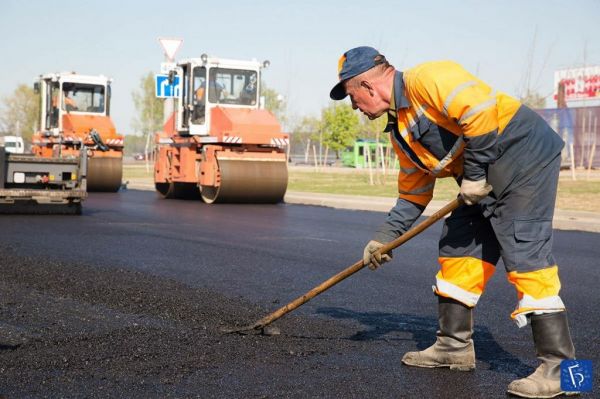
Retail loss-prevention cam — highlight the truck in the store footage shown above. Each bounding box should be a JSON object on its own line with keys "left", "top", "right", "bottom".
{"left": 154, "top": 54, "right": 289, "bottom": 203}
{"left": 31, "top": 72, "right": 124, "bottom": 192}
{"left": 0, "top": 136, "right": 25, "bottom": 154}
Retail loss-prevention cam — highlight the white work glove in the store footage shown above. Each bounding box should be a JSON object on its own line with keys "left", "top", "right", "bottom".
{"left": 460, "top": 178, "right": 493, "bottom": 205}
{"left": 363, "top": 240, "right": 393, "bottom": 270}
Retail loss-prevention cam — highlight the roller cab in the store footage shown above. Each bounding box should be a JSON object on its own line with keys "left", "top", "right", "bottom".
{"left": 32, "top": 73, "right": 123, "bottom": 192}
{"left": 154, "top": 55, "right": 288, "bottom": 203}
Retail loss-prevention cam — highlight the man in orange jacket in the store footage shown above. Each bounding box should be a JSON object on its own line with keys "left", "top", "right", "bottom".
{"left": 330, "top": 46, "right": 576, "bottom": 398}
{"left": 62, "top": 88, "right": 78, "bottom": 111}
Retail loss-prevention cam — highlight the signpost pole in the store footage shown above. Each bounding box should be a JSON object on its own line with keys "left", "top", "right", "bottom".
{"left": 163, "top": 54, "right": 173, "bottom": 126}
{"left": 157, "top": 38, "right": 183, "bottom": 125}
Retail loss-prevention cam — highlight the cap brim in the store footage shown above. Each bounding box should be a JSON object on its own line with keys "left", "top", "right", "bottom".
{"left": 329, "top": 80, "right": 348, "bottom": 100}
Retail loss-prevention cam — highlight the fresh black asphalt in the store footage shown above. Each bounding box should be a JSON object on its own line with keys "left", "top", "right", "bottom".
{"left": 0, "top": 189, "right": 598, "bottom": 398}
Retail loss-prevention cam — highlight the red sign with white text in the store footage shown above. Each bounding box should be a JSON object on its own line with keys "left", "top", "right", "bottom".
{"left": 554, "top": 66, "right": 600, "bottom": 101}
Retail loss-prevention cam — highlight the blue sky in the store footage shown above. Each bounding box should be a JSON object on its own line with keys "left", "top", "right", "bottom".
{"left": 1, "top": 0, "right": 599, "bottom": 134}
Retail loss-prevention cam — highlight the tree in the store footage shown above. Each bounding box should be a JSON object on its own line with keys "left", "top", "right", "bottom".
{"left": 261, "top": 81, "right": 287, "bottom": 125}
{"left": 290, "top": 115, "right": 321, "bottom": 161}
{"left": 519, "top": 91, "right": 546, "bottom": 109}
{"left": 320, "top": 102, "right": 361, "bottom": 158}
{"left": 131, "top": 72, "right": 164, "bottom": 162}
{"left": 122, "top": 135, "right": 147, "bottom": 156}
{"left": 361, "top": 114, "right": 395, "bottom": 183}
{"left": 361, "top": 114, "right": 389, "bottom": 142}
{"left": 0, "top": 84, "right": 39, "bottom": 140}
{"left": 517, "top": 27, "right": 551, "bottom": 110}
{"left": 131, "top": 72, "right": 163, "bottom": 136}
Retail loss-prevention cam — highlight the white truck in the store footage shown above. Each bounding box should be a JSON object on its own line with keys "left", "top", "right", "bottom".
{"left": 0, "top": 136, "right": 25, "bottom": 154}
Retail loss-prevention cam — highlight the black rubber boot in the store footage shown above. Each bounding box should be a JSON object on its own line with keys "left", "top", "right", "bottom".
{"left": 507, "top": 311, "right": 577, "bottom": 398}
{"left": 402, "top": 296, "right": 475, "bottom": 371}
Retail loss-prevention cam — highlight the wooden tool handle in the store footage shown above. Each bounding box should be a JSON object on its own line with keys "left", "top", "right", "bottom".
{"left": 378, "top": 197, "right": 464, "bottom": 255}
{"left": 249, "top": 197, "right": 464, "bottom": 330}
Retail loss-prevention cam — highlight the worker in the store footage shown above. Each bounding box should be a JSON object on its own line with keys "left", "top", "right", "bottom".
{"left": 195, "top": 77, "right": 227, "bottom": 103}
{"left": 239, "top": 74, "right": 258, "bottom": 105}
{"left": 49, "top": 85, "right": 61, "bottom": 127}
{"left": 193, "top": 77, "right": 227, "bottom": 122}
{"left": 330, "top": 46, "right": 576, "bottom": 398}
{"left": 62, "top": 88, "right": 78, "bottom": 111}
{"left": 205, "top": 76, "right": 227, "bottom": 103}
{"left": 193, "top": 76, "right": 208, "bottom": 124}
{"left": 195, "top": 79, "right": 207, "bottom": 103}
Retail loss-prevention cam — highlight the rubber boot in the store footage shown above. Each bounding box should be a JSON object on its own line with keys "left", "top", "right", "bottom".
{"left": 507, "top": 311, "right": 577, "bottom": 398}
{"left": 401, "top": 296, "right": 475, "bottom": 371}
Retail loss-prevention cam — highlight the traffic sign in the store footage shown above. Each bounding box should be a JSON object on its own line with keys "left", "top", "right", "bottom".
{"left": 160, "top": 62, "right": 177, "bottom": 74}
{"left": 155, "top": 74, "right": 181, "bottom": 98}
{"left": 158, "top": 38, "right": 183, "bottom": 61}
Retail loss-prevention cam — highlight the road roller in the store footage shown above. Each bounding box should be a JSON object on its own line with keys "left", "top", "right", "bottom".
{"left": 154, "top": 55, "right": 288, "bottom": 203}
{"left": 31, "top": 72, "right": 123, "bottom": 192}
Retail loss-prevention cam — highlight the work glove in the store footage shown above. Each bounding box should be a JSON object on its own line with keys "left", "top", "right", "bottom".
{"left": 363, "top": 240, "right": 393, "bottom": 271}
{"left": 460, "top": 178, "right": 493, "bottom": 205}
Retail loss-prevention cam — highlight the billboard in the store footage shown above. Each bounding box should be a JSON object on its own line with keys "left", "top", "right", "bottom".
{"left": 554, "top": 66, "right": 600, "bottom": 102}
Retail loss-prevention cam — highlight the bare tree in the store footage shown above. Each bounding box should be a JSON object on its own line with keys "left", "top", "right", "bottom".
{"left": 517, "top": 27, "right": 556, "bottom": 109}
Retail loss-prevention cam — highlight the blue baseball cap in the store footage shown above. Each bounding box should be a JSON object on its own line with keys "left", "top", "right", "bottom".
{"left": 330, "top": 46, "right": 385, "bottom": 100}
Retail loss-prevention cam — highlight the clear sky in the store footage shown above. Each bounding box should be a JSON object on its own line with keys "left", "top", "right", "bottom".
{"left": 1, "top": 0, "right": 599, "bottom": 134}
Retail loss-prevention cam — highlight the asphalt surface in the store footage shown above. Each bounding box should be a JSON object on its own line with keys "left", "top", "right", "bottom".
{"left": 0, "top": 189, "right": 598, "bottom": 398}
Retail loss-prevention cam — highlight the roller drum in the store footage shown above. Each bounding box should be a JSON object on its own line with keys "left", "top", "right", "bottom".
{"left": 87, "top": 157, "right": 123, "bottom": 192}
{"left": 201, "top": 158, "right": 288, "bottom": 204}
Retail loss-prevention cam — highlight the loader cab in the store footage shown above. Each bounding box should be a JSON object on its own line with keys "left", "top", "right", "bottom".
{"left": 37, "top": 73, "right": 111, "bottom": 135}
{"left": 176, "top": 56, "right": 262, "bottom": 136}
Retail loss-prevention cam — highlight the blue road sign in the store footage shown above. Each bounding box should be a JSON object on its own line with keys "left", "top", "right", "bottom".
{"left": 155, "top": 74, "right": 181, "bottom": 98}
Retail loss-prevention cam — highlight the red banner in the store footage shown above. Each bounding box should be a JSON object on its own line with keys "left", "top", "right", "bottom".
{"left": 554, "top": 66, "right": 600, "bottom": 102}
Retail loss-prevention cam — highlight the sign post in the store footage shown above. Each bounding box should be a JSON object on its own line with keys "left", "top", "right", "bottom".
{"left": 158, "top": 38, "right": 183, "bottom": 125}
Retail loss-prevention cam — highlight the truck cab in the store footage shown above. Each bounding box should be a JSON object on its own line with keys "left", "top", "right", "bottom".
{"left": 0, "top": 136, "right": 25, "bottom": 154}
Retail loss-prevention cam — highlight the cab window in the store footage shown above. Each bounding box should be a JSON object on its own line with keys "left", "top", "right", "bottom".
{"left": 208, "top": 68, "right": 257, "bottom": 106}
{"left": 61, "top": 83, "right": 105, "bottom": 113}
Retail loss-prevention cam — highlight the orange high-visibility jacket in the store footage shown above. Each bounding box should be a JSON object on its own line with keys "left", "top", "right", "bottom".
{"left": 373, "top": 61, "right": 563, "bottom": 243}
{"left": 64, "top": 96, "right": 77, "bottom": 109}
{"left": 389, "top": 61, "right": 521, "bottom": 206}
